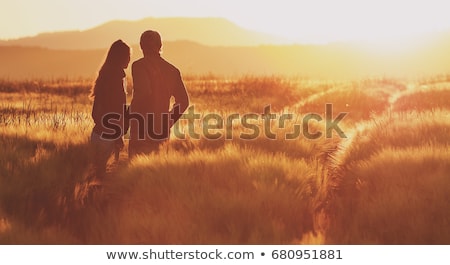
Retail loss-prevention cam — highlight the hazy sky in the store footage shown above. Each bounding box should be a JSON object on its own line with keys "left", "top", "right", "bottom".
{"left": 1, "top": 0, "right": 450, "bottom": 43}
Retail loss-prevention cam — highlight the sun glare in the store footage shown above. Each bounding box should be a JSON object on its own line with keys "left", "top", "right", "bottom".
{"left": 353, "top": 35, "right": 433, "bottom": 55}
{"left": 2, "top": 0, "right": 450, "bottom": 45}
{"left": 221, "top": 0, "right": 450, "bottom": 45}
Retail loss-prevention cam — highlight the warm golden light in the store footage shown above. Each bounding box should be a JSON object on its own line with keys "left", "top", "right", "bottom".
{"left": 1, "top": 0, "right": 449, "bottom": 44}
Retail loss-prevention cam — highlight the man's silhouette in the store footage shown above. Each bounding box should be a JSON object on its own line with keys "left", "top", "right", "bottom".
{"left": 128, "top": 30, "right": 189, "bottom": 157}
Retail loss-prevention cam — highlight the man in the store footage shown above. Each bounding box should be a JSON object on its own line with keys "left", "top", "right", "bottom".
{"left": 128, "top": 30, "right": 189, "bottom": 157}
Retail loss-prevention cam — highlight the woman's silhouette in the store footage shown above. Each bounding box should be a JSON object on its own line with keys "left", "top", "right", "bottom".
{"left": 90, "top": 39, "right": 130, "bottom": 178}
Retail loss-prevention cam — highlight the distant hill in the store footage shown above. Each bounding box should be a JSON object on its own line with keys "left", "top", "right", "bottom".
{"left": 1, "top": 38, "right": 450, "bottom": 80}
{"left": 0, "top": 17, "right": 290, "bottom": 50}
{"left": 1, "top": 16, "right": 450, "bottom": 80}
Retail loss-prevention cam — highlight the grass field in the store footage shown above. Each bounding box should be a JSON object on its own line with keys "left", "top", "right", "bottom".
{"left": 0, "top": 75, "right": 449, "bottom": 244}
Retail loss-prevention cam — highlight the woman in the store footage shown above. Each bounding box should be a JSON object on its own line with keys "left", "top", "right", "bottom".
{"left": 90, "top": 39, "right": 130, "bottom": 178}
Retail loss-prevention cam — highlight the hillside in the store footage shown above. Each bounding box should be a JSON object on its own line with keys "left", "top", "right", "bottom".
{"left": 1, "top": 16, "right": 450, "bottom": 79}
{"left": 0, "top": 17, "right": 289, "bottom": 50}
{"left": 1, "top": 39, "right": 450, "bottom": 80}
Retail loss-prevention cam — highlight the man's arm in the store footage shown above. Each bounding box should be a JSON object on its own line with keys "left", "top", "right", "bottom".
{"left": 170, "top": 70, "right": 189, "bottom": 126}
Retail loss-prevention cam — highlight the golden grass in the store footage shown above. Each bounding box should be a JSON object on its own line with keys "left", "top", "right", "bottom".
{"left": 0, "top": 75, "right": 449, "bottom": 244}
{"left": 78, "top": 145, "right": 315, "bottom": 244}
{"left": 326, "top": 146, "right": 450, "bottom": 244}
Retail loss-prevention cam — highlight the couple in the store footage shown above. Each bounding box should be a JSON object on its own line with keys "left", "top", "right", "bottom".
{"left": 90, "top": 30, "right": 190, "bottom": 177}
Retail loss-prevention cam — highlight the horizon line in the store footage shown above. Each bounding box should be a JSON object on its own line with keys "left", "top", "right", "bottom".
{"left": 2, "top": 15, "right": 450, "bottom": 46}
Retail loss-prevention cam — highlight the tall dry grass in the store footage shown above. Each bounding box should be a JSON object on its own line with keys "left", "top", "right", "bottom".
{"left": 0, "top": 75, "right": 449, "bottom": 244}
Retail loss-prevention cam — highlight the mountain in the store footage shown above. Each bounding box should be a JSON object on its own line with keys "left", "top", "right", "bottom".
{"left": 0, "top": 17, "right": 290, "bottom": 50}
{"left": 1, "top": 17, "right": 450, "bottom": 80}
{"left": 2, "top": 37, "right": 450, "bottom": 80}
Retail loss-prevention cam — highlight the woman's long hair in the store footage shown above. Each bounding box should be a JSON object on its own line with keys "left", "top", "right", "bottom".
{"left": 90, "top": 39, "right": 130, "bottom": 99}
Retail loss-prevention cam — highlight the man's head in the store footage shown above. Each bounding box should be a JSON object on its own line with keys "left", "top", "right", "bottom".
{"left": 140, "top": 30, "right": 162, "bottom": 56}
